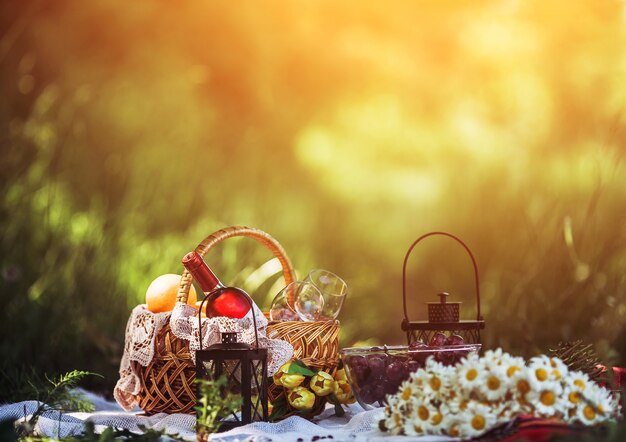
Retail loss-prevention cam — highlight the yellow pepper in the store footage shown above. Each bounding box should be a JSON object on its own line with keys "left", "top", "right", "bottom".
{"left": 310, "top": 371, "right": 336, "bottom": 397}
{"left": 273, "top": 362, "right": 305, "bottom": 389}
{"left": 287, "top": 386, "right": 316, "bottom": 411}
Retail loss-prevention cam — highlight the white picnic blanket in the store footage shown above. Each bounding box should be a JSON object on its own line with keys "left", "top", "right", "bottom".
{"left": 0, "top": 389, "right": 444, "bottom": 441}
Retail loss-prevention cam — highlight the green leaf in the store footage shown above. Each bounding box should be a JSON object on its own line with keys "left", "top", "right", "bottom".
{"left": 269, "top": 393, "right": 288, "bottom": 421}
{"left": 287, "top": 360, "right": 317, "bottom": 377}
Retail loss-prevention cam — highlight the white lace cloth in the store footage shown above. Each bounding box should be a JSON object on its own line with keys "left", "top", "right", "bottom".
{"left": 0, "top": 391, "right": 456, "bottom": 441}
{"left": 114, "top": 303, "right": 294, "bottom": 411}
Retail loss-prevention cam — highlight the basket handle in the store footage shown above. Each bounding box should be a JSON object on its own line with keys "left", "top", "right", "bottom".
{"left": 402, "top": 231, "right": 481, "bottom": 323}
{"left": 176, "top": 226, "right": 296, "bottom": 304}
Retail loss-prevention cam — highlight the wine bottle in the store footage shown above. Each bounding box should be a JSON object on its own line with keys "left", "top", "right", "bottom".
{"left": 182, "top": 251, "right": 251, "bottom": 319}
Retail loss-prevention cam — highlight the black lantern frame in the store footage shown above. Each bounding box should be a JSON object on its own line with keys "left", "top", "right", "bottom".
{"left": 400, "top": 231, "right": 485, "bottom": 345}
{"left": 195, "top": 293, "right": 268, "bottom": 431}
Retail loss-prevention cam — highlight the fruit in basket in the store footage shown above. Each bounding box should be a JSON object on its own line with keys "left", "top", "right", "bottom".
{"left": 146, "top": 274, "right": 197, "bottom": 313}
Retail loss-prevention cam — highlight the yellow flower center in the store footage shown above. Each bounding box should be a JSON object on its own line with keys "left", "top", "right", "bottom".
{"left": 552, "top": 369, "right": 561, "bottom": 380}
{"left": 430, "top": 376, "right": 441, "bottom": 391}
{"left": 413, "top": 424, "right": 422, "bottom": 433}
{"left": 460, "top": 399, "right": 469, "bottom": 411}
{"left": 583, "top": 405, "right": 596, "bottom": 421}
{"left": 402, "top": 387, "right": 412, "bottom": 401}
{"left": 574, "top": 379, "right": 586, "bottom": 390}
{"left": 535, "top": 368, "right": 548, "bottom": 381}
{"left": 568, "top": 392, "right": 581, "bottom": 404}
{"left": 472, "top": 415, "right": 486, "bottom": 431}
{"left": 431, "top": 413, "right": 443, "bottom": 425}
{"left": 540, "top": 391, "right": 556, "bottom": 406}
{"left": 466, "top": 368, "right": 478, "bottom": 381}
{"left": 487, "top": 375, "right": 501, "bottom": 391}
{"left": 507, "top": 366, "right": 520, "bottom": 377}
{"left": 449, "top": 424, "right": 459, "bottom": 437}
{"left": 517, "top": 380, "right": 530, "bottom": 395}
{"left": 550, "top": 359, "right": 558, "bottom": 368}
{"left": 418, "top": 405, "right": 430, "bottom": 421}
{"left": 598, "top": 405, "right": 605, "bottom": 415}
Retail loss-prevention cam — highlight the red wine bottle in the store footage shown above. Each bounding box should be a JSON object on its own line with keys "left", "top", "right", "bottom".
{"left": 182, "top": 251, "right": 251, "bottom": 319}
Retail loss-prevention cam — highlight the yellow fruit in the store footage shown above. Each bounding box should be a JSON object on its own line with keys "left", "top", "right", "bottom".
{"left": 146, "top": 274, "right": 197, "bottom": 313}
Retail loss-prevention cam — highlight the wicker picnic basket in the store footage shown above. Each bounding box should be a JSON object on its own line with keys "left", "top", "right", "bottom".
{"left": 133, "top": 226, "right": 340, "bottom": 416}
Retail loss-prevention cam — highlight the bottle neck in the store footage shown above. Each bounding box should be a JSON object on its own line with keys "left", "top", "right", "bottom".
{"left": 182, "top": 251, "right": 223, "bottom": 292}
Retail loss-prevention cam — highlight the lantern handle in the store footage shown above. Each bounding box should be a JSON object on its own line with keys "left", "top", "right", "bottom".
{"left": 402, "top": 231, "right": 481, "bottom": 324}
{"left": 197, "top": 292, "right": 261, "bottom": 351}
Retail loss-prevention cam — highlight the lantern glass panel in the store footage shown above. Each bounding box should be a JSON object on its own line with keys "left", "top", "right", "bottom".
{"left": 196, "top": 348, "right": 268, "bottom": 429}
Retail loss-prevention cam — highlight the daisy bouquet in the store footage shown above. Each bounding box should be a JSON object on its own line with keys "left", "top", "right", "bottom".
{"left": 381, "top": 349, "right": 620, "bottom": 439}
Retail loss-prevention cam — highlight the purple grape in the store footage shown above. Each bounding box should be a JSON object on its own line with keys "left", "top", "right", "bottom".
{"left": 385, "top": 361, "right": 405, "bottom": 382}
{"left": 359, "top": 384, "right": 375, "bottom": 404}
{"left": 435, "top": 350, "right": 456, "bottom": 365}
{"left": 407, "top": 359, "right": 421, "bottom": 373}
{"left": 372, "top": 382, "right": 387, "bottom": 403}
{"left": 412, "top": 349, "right": 433, "bottom": 365}
{"left": 446, "top": 334, "right": 465, "bottom": 346}
{"left": 367, "top": 355, "right": 386, "bottom": 378}
{"left": 348, "top": 355, "right": 370, "bottom": 383}
{"left": 409, "top": 340, "right": 427, "bottom": 349}
{"left": 429, "top": 332, "right": 448, "bottom": 347}
{"left": 384, "top": 380, "right": 400, "bottom": 396}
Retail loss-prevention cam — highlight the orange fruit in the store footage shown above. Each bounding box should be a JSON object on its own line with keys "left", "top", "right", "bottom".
{"left": 145, "top": 274, "right": 197, "bottom": 313}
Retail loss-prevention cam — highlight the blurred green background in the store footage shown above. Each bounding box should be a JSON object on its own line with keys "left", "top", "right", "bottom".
{"left": 1, "top": 0, "right": 626, "bottom": 398}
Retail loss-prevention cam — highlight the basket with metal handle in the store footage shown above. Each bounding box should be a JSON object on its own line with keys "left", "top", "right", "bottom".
{"left": 133, "top": 226, "right": 340, "bottom": 416}
{"left": 400, "top": 231, "right": 485, "bottom": 345}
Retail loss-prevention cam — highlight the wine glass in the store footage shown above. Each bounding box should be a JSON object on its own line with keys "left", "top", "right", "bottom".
{"left": 269, "top": 281, "right": 324, "bottom": 322}
{"left": 304, "top": 269, "right": 347, "bottom": 320}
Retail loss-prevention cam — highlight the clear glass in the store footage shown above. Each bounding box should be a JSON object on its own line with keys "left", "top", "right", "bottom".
{"left": 304, "top": 269, "right": 347, "bottom": 320}
{"left": 269, "top": 281, "right": 324, "bottom": 322}
{"left": 341, "top": 344, "right": 481, "bottom": 410}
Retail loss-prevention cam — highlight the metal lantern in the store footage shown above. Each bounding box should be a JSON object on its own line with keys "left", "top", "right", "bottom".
{"left": 401, "top": 231, "right": 485, "bottom": 345}
{"left": 195, "top": 294, "right": 268, "bottom": 431}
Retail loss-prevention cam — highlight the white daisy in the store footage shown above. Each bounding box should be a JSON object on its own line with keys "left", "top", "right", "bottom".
{"left": 410, "top": 400, "right": 440, "bottom": 433}
{"left": 427, "top": 404, "right": 448, "bottom": 435}
{"left": 547, "top": 356, "right": 569, "bottom": 381}
{"left": 582, "top": 384, "right": 616, "bottom": 422}
{"left": 510, "top": 369, "right": 534, "bottom": 413}
{"left": 479, "top": 366, "right": 509, "bottom": 401}
{"left": 565, "top": 370, "right": 592, "bottom": 393}
{"left": 444, "top": 416, "right": 463, "bottom": 439}
{"left": 458, "top": 401, "right": 497, "bottom": 439}
{"left": 562, "top": 385, "right": 584, "bottom": 414}
{"left": 425, "top": 356, "right": 456, "bottom": 379}
{"left": 482, "top": 348, "right": 505, "bottom": 366}
{"left": 384, "top": 407, "right": 406, "bottom": 435}
{"left": 527, "top": 356, "right": 554, "bottom": 390}
{"left": 403, "top": 416, "right": 426, "bottom": 437}
{"left": 493, "top": 400, "right": 521, "bottom": 422}
{"left": 422, "top": 371, "right": 447, "bottom": 398}
{"left": 574, "top": 387, "right": 611, "bottom": 427}
{"left": 447, "top": 389, "right": 471, "bottom": 414}
{"left": 500, "top": 353, "right": 526, "bottom": 381}
{"left": 457, "top": 356, "right": 484, "bottom": 391}
{"left": 526, "top": 379, "right": 564, "bottom": 417}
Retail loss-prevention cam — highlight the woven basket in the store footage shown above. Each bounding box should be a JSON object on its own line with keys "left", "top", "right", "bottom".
{"left": 134, "top": 226, "right": 340, "bottom": 416}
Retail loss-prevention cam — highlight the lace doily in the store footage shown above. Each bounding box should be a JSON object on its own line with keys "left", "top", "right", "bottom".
{"left": 114, "top": 303, "right": 294, "bottom": 411}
